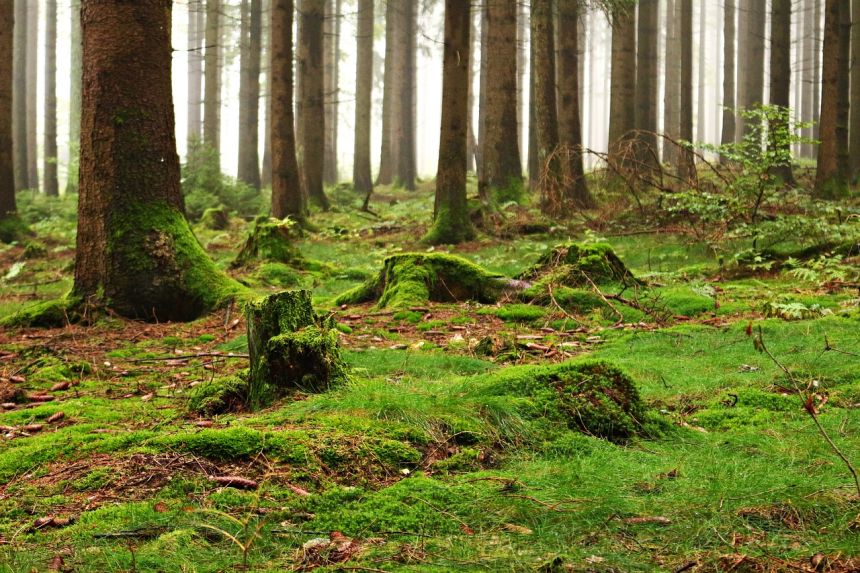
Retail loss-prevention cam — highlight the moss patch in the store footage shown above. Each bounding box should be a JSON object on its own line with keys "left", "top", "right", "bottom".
{"left": 233, "top": 217, "right": 303, "bottom": 268}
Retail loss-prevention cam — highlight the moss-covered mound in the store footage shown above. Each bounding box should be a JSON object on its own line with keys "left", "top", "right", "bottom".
{"left": 520, "top": 243, "right": 638, "bottom": 286}
{"left": 335, "top": 253, "right": 515, "bottom": 309}
{"left": 188, "top": 374, "right": 250, "bottom": 415}
{"left": 199, "top": 205, "right": 230, "bottom": 230}
{"left": 0, "top": 296, "right": 81, "bottom": 329}
{"left": 233, "top": 217, "right": 303, "bottom": 268}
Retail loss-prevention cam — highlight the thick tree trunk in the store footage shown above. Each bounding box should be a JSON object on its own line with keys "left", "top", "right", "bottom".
{"left": 814, "top": 0, "right": 847, "bottom": 197}
{"left": 67, "top": 0, "right": 82, "bottom": 194}
{"left": 271, "top": 0, "right": 305, "bottom": 220}
{"left": 376, "top": 0, "right": 395, "bottom": 185}
{"left": 678, "top": 0, "right": 696, "bottom": 182}
{"left": 720, "top": 0, "right": 735, "bottom": 158}
{"left": 74, "top": 0, "right": 240, "bottom": 321}
{"left": 238, "top": 0, "right": 262, "bottom": 189}
{"left": 835, "top": 0, "right": 850, "bottom": 178}
{"left": 323, "top": 0, "right": 338, "bottom": 185}
{"left": 187, "top": 1, "right": 203, "bottom": 147}
{"left": 204, "top": 0, "right": 221, "bottom": 163}
{"left": 635, "top": 0, "right": 659, "bottom": 169}
{"left": 25, "top": 0, "right": 37, "bottom": 191}
{"left": 43, "top": 0, "right": 58, "bottom": 197}
{"left": 527, "top": 31, "right": 538, "bottom": 189}
{"left": 738, "top": 0, "right": 766, "bottom": 141}
{"left": 769, "top": 0, "right": 794, "bottom": 184}
{"left": 607, "top": 5, "right": 636, "bottom": 166}
{"left": 531, "top": 0, "right": 563, "bottom": 213}
{"left": 480, "top": 0, "right": 523, "bottom": 201}
{"left": 396, "top": 0, "right": 417, "bottom": 190}
{"left": 352, "top": 0, "right": 373, "bottom": 195}
{"left": 557, "top": 0, "right": 592, "bottom": 208}
{"left": 851, "top": 0, "right": 860, "bottom": 179}
{"left": 664, "top": 0, "right": 680, "bottom": 166}
{"left": 426, "top": 0, "right": 474, "bottom": 245}
{"left": 298, "top": 0, "right": 329, "bottom": 209}
{"left": 12, "top": 0, "right": 26, "bottom": 191}
{"left": 0, "top": 0, "right": 15, "bottom": 218}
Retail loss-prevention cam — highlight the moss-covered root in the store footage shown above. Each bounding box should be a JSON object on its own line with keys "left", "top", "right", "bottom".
{"left": 335, "top": 253, "right": 519, "bottom": 309}
{"left": 233, "top": 217, "right": 303, "bottom": 268}
{"left": 247, "top": 290, "right": 347, "bottom": 405}
{"left": 0, "top": 295, "right": 81, "bottom": 329}
{"left": 520, "top": 242, "right": 639, "bottom": 286}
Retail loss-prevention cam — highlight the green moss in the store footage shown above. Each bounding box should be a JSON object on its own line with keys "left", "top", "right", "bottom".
{"left": 423, "top": 205, "right": 477, "bottom": 246}
{"left": 188, "top": 375, "right": 250, "bottom": 415}
{"left": 266, "top": 326, "right": 348, "bottom": 393}
{"left": 0, "top": 214, "right": 29, "bottom": 243}
{"left": 233, "top": 217, "right": 303, "bottom": 268}
{"left": 0, "top": 295, "right": 80, "bottom": 328}
{"left": 199, "top": 205, "right": 230, "bottom": 230}
{"left": 161, "top": 427, "right": 265, "bottom": 461}
{"left": 482, "top": 303, "right": 548, "bottom": 323}
{"left": 254, "top": 262, "right": 303, "bottom": 288}
{"left": 72, "top": 468, "right": 115, "bottom": 491}
{"left": 432, "top": 447, "right": 483, "bottom": 473}
{"left": 335, "top": 253, "right": 512, "bottom": 309}
{"left": 521, "top": 242, "right": 638, "bottom": 286}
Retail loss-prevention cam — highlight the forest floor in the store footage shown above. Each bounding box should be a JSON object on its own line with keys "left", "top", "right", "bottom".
{"left": 0, "top": 184, "right": 859, "bottom": 572}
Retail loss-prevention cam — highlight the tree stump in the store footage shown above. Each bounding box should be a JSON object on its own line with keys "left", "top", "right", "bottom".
{"left": 247, "top": 290, "right": 346, "bottom": 404}
{"left": 233, "top": 217, "right": 303, "bottom": 268}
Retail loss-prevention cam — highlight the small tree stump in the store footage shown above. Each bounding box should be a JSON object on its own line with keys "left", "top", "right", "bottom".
{"left": 233, "top": 217, "right": 303, "bottom": 268}
{"left": 247, "top": 290, "right": 346, "bottom": 404}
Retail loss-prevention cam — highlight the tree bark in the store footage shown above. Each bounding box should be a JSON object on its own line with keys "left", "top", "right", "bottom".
{"left": 557, "top": 0, "right": 592, "bottom": 207}
{"left": 738, "top": 0, "right": 766, "bottom": 141}
{"left": 527, "top": 25, "right": 538, "bottom": 189}
{"left": 43, "top": 0, "right": 58, "bottom": 197}
{"left": 204, "top": 0, "right": 221, "bottom": 163}
{"left": 801, "top": 0, "right": 815, "bottom": 157}
{"left": 426, "top": 0, "right": 474, "bottom": 245}
{"left": 67, "top": 0, "right": 82, "bottom": 194}
{"left": 678, "top": 0, "right": 696, "bottom": 182}
{"left": 851, "top": 0, "right": 860, "bottom": 179}
{"left": 271, "top": 0, "right": 305, "bottom": 220}
{"left": 298, "top": 0, "right": 329, "bottom": 208}
{"left": 607, "top": 4, "right": 636, "bottom": 166}
{"left": 12, "top": 0, "right": 26, "bottom": 191}
{"left": 238, "top": 0, "right": 262, "bottom": 189}
{"left": 814, "top": 0, "right": 847, "bottom": 197}
{"left": 476, "top": 4, "right": 488, "bottom": 182}
{"left": 480, "top": 0, "right": 523, "bottom": 201}
{"left": 635, "top": 0, "right": 659, "bottom": 169}
{"left": 352, "top": 0, "right": 373, "bottom": 195}
{"left": 720, "top": 0, "right": 735, "bottom": 157}
{"left": 466, "top": 8, "right": 477, "bottom": 174}
{"left": 664, "top": 0, "right": 680, "bottom": 166}
{"left": 376, "top": 0, "right": 395, "bottom": 185}
{"left": 25, "top": 0, "right": 37, "bottom": 191}
{"left": 812, "top": 0, "right": 821, "bottom": 147}
{"left": 696, "top": 0, "right": 706, "bottom": 142}
{"left": 187, "top": 0, "right": 203, "bottom": 147}
{"left": 769, "top": 0, "right": 794, "bottom": 184}
{"left": 396, "top": 0, "right": 416, "bottom": 190}
{"left": 323, "top": 0, "right": 339, "bottom": 185}
{"left": 531, "top": 0, "right": 563, "bottom": 213}
{"left": 261, "top": 0, "right": 272, "bottom": 188}
{"left": 835, "top": 0, "right": 850, "bottom": 178}
{"left": 74, "top": 0, "right": 240, "bottom": 321}
{"left": 0, "top": 0, "right": 15, "bottom": 218}
{"left": 517, "top": 0, "right": 526, "bottom": 169}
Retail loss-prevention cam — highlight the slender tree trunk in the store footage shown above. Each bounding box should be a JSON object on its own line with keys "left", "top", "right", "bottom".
{"left": 836, "top": 0, "right": 850, "bottom": 178}
{"left": 812, "top": 0, "right": 821, "bottom": 146}
{"left": 664, "top": 0, "right": 680, "bottom": 166}
{"left": 696, "top": 0, "right": 706, "bottom": 142}
{"left": 298, "top": 0, "right": 329, "bottom": 208}
{"left": 426, "top": 0, "right": 474, "bottom": 245}
{"left": 0, "top": 0, "right": 15, "bottom": 219}
{"left": 466, "top": 8, "right": 478, "bottom": 174}
{"left": 25, "top": 0, "right": 37, "bottom": 191}
{"left": 480, "top": 0, "right": 523, "bottom": 201}
{"left": 814, "top": 0, "right": 847, "bottom": 197}
{"left": 396, "top": 0, "right": 416, "bottom": 190}
{"left": 43, "top": 0, "right": 58, "bottom": 197}
{"left": 271, "top": 0, "right": 305, "bottom": 219}
{"left": 528, "top": 29, "right": 538, "bottom": 189}
{"left": 75, "top": 0, "right": 239, "bottom": 321}
{"left": 517, "top": 0, "right": 526, "bottom": 171}
{"left": 67, "top": 0, "right": 82, "bottom": 194}
{"left": 769, "top": 0, "right": 794, "bottom": 184}
{"left": 720, "top": 0, "right": 735, "bottom": 157}
{"left": 738, "top": 0, "right": 766, "bottom": 141}
{"left": 557, "top": 0, "right": 592, "bottom": 207}
{"left": 532, "top": 0, "right": 563, "bottom": 213}
{"left": 187, "top": 1, "right": 203, "bottom": 147}
{"left": 238, "top": 0, "right": 262, "bottom": 189}
{"left": 678, "top": 0, "right": 696, "bottom": 182}
{"left": 12, "top": 0, "right": 27, "bottom": 191}
{"left": 323, "top": 0, "right": 338, "bottom": 185}
{"left": 607, "top": 4, "right": 636, "bottom": 166}
{"left": 801, "top": 0, "right": 815, "bottom": 157}
{"left": 204, "top": 0, "right": 221, "bottom": 165}
{"left": 636, "top": 0, "right": 659, "bottom": 169}
{"left": 261, "top": 0, "right": 272, "bottom": 188}
{"left": 476, "top": 4, "right": 488, "bottom": 182}
{"left": 352, "top": 0, "right": 373, "bottom": 195}
{"left": 850, "top": 0, "right": 860, "bottom": 179}
{"left": 376, "top": 0, "right": 395, "bottom": 185}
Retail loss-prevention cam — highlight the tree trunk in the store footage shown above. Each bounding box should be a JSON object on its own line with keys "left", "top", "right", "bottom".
{"left": 425, "top": 0, "right": 474, "bottom": 245}
{"left": 636, "top": 0, "right": 659, "bottom": 169}
{"left": 74, "top": 0, "right": 241, "bottom": 321}
{"left": 517, "top": 0, "right": 527, "bottom": 169}
{"left": 532, "top": 0, "right": 563, "bottom": 213}
{"left": 696, "top": 0, "right": 706, "bottom": 142}
{"left": 352, "top": 0, "right": 373, "bottom": 195}
{"left": 67, "top": 0, "right": 82, "bottom": 194}
{"left": 271, "top": 0, "right": 305, "bottom": 220}
{"left": 720, "top": 0, "right": 735, "bottom": 157}
{"left": 664, "top": 0, "right": 680, "bottom": 166}
{"left": 480, "top": 0, "right": 523, "bottom": 202}
{"left": 187, "top": 1, "right": 203, "bottom": 147}
{"left": 323, "top": 0, "right": 339, "bottom": 185}
{"left": 528, "top": 29, "right": 538, "bottom": 189}
{"left": 261, "top": 0, "right": 272, "bottom": 188}
{"left": 769, "top": 0, "right": 794, "bottom": 184}
{"left": 12, "top": 0, "right": 26, "bottom": 191}
{"left": 607, "top": 4, "right": 636, "bottom": 166}
{"left": 204, "top": 0, "right": 221, "bottom": 165}
{"left": 238, "top": 0, "right": 262, "bottom": 189}
{"left": 298, "top": 0, "right": 329, "bottom": 208}
{"left": 466, "top": 9, "right": 478, "bottom": 174}
{"left": 396, "top": 0, "right": 417, "bottom": 190}
{"left": 43, "top": 0, "right": 58, "bottom": 197}
{"left": 835, "top": 0, "right": 850, "bottom": 178}
{"left": 0, "top": 0, "right": 15, "bottom": 218}
{"left": 801, "top": 0, "right": 815, "bottom": 157}
{"left": 851, "top": 0, "right": 860, "bottom": 179}
{"left": 812, "top": 0, "right": 822, "bottom": 147}
{"left": 25, "top": 0, "right": 37, "bottom": 191}
{"left": 376, "top": 0, "right": 395, "bottom": 185}
{"left": 814, "top": 0, "right": 847, "bottom": 197}
{"left": 476, "top": 4, "right": 488, "bottom": 182}
{"left": 738, "top": 0, "right": 766, "bottom": 141}
{"left": 557, "top": 0, "right": 592, "bottom": 208}
{"left": 678, "top": 0, "right": 696, "bottom": 182}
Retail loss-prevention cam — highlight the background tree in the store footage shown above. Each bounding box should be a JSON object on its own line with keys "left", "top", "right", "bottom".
{"left": 607, "top": 3, "right": 636, "bottom": 166}
{"left": 0, "top": 0, "right": 16, "bottom": 223}
{"left": 376, "top": 0, "right": 395, "bottom": 186}
{"left": 801, "top": 0, "right": 816, "bottom": 158}
{"left": 835, "top": 0, "right": 850, "bottom": 179}
{"left": 323, "top": 0, "right": 340, "bottom": 185}
{"left": 43, "top": 0, "right": 58, "bottom": 197}
{"left": 635, "top": 0, "right": 659, "bottom": 169}
{"left": 531, "top": 0, "right": 562, "bottom": 212}
{"left": 851, "top": 0, "right": 860, "bottom": 179}
{"left": 719, "top": 0, "right": 735, "bottom": 159}
{"left": 396, "top": 1, "right": 416, "bottom": 190}
{"left": 67, "top": 0, "right": 82, "bottom": 194}
{"left": 238, "top": 0, "right": 262, "bottom": 189}
{"left": 203, "top": 0, "right": 221, "bottom": 165}
{"left": 663, "top": 0, "right": 679, "bottom": 165}
{"left": 25, "top": 0, "right": 37, "bottom": 191}
{"left": 12, "top": 0, "right": 26, "bottom": 191}
{"left": 677, "top": 0, "right": 695, "bottom": 182}
{"left": 425, "top": 0, "right": 474, "bottom": 245}
{"left": 187, "top": 0, "right": 204, "bottom": 147}
{"left": 737, "top": 0, "right": 765, "bottom": 141}
{"left": 352, "top": 0, "right": 373, "bottom": 195}
{"left": 298, "top": 0, "right": 329, "bottom": 209}
{"left": 814, "top": 0, "right": 847, "bottom": 197}
{"left": 74, "top": 0, "right": 240, "bottom": 321}
{"left": 769, "top": 0, "right": 794, "bottom": 184}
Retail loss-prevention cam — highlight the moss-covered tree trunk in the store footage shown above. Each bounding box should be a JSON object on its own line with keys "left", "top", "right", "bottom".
{"left": 73, "top": 0, "right": 242, "bottom": 322}
{"left": 352, "top": 0, "right": 373, "bottom": 195}
{"left": 425, "top": 0, "right": 475, "bottom": 245}
{"left": 271, "top": 0, "right": 305, "bottom": 220}
{"left": 0, "top": 0, "right": 15, "bottom": 221}
{"left": 479, "top": 0, "right": 523, "bottom": 203}
{"left": 298, "top": 0, "right": 329, "bottom": 209}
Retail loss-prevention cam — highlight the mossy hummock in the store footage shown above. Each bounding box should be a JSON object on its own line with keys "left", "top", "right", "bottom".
{"left": 233, "top": 217, "right": 303, "bottom": 268}
{"left": 198, "top": 205, "right": 230, "bottom": 230}
{"left": 335, "top": 253, "right": 517, "bottom": 309}
{"left": 520, "top": 242, "right": 638, "bottom": 286}
{"left": 247, "top": 290, "right": 347, "bottom": 404}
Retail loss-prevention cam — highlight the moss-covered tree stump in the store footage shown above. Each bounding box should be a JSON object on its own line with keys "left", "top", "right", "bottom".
{"left": 247, "top": 290, "right": 346, "bottom": 403}
{"left": 521, "top": 243, "right": 638, "bottom": 286}
{"left": 233, "top": 217, "right": 303, "bottom": 268}
{"left": 199, "top": 206, "right": 230, "bottom": 230}
{"left": 334, "top": 253, "right": 518, "bottom": 309}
